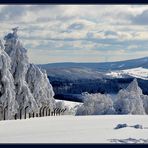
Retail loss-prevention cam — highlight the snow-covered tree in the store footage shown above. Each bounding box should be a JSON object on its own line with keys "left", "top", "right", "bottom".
{"left": 114, "top": 79, "right": 145, "bottom": 115}
{"left": 0, "top": 40, "right": 18, "bottom": 120}
{"left": 141, "top": 95, "right": 148, "bottom": 114}
{"left": 0, "top": 28, "right": 56, "bottom": 119}
{"left": 76, "top": 92, "right": 115, "bottom": 115}
{"left": 4, "top": 28, "right": 38, "bottom": 113}
{"left": 26, "top": 64, "right": 55, "bottom": 109}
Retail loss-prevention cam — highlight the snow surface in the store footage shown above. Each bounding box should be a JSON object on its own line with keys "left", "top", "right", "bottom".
{"left": 0, "top": 115, "right": 148, "bottom": 143}
{"left": 58, "top": 100, "right": 82, "bottom": 108}
{"left": 122, "top": 67, "right": 148, "bottom": 80}
{"left": 55, "top": 100, "right": 82, "bottom": 115}
{"left": 106, "top": 67, "right": 148, "bottom": 80}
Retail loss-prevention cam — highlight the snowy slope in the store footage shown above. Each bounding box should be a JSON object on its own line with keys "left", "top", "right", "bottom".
{"left": 46, "top": 67, "right": 103, "bottom": 80}
{"left": 39, "top": 57, "right": 148, "bottom": 81}
{"left": 106, "top": 67, "right": 148, "bottom": 80}
{"left": 0, "top": 115, "right": 148, "bottom": 143}
{"left": 57, "top": 100, "right": 82, "bottom": 108}
{"left": 123, "top": 67, "right": 148, "bottom": 80}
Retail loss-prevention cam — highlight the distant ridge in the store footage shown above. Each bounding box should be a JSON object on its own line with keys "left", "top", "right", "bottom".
{"left": 38, "top": 57, "right": 148, "bottom": 72}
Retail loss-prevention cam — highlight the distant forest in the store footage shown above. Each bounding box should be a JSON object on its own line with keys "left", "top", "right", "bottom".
{"left": 48, "top": 77, "right": 148, "bottom": 95}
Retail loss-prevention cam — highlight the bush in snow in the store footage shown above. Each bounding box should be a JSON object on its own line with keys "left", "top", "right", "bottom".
{"left": 132, "top": 124, "right": 143, "bottom": 129}
{"left": 114, "top": 79, "right": 145, "bottom": 115}
{"left": 114, "top": 123, "right": 128, "bottom": 129}
{"left": 76, "top": 92, "right": 116, "bottom": 115}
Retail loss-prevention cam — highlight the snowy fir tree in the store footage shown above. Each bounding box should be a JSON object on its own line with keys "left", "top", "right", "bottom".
{"left": 114, "top": 78, "right": 145, "bottom": 115}
{"left": 141, "top": 94, "right": 148, "bottom": 114}
{"left": 0, "top": 40, "right": 18, "bottom": 119}
{"left": 26, "top": 64, "right": 55, "bottom": 109}
{"left": 0, "top": 28, "right": 55, "bottom": 120}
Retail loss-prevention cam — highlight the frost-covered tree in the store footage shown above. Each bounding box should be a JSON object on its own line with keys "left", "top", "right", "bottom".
{"left": 76, "top": 92, "right": 115, "bottom": 115}
{"left": 26, "top": 64, "right": 55, "bottom": 109}
{"left": 4, "top": 28, "right": 38, "bottom": 113}
{"left": 0, "top": 28, "right": 56, "bottom": 119}
{"left": 114, "top": 79, "right": 145, "bottom": 115}
{"left": 141, "top": 95, "right": 148, "bottom": 114}
{"left": 0, "top": 40, "right": 18, "bottom": 120}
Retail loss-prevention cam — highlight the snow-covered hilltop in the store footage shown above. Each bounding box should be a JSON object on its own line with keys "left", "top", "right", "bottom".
{"left": 0, "top": 28, "right": 55, "bottom": 120}
{"left": 106, "top": 67, "right": 148, "bottom": 80}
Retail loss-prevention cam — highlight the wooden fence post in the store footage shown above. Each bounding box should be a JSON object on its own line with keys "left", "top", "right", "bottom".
{"left": 46, "top": 107, "right": 49, "bottom": 116}
{"left": 0, "top": 105, "right": 4, "bottom": 121}
{"left": 39, "top": 106, "right": 43, "bottom": 117}
{"left": 14, "top": 113, "right": 17, "bottom": 120}
{"left": 29, "top": 113, "right": 31, "bottom": 118}
{"left": 36, "top": 113, "right": 38, "bottom": 117}
{"left": 3, "top": 105, "right": 8, "bottom": 120}
{"left": 53, "top": 108, "right": 56, "bottom": 116}
{"left": 32, "top": 112, "right": 35, "bottom": 118}
{"left": 48, "top": 109, "right": 51, "bottom": 116}
{"left": 51, "top": 111, "right": 53, "bottom": 116}
{"left": 56, "top": 108, "right": 60, "bottom": 116}
{"left": 58, "top": 108, "right": 61, "bottom": 116}
{"left": 24, "top": 106, "right": 29, "bottom": 119}
{"left": 63, "top": 108, "right": 67, "bottom": 114}
{"left": 42, "top": 106, "right": 47, "bottom": 117}
{"left": 60, "top": 109, "right": 64, "bottom": 115}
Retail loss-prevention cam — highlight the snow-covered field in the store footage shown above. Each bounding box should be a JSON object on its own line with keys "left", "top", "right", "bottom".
{"left": 57, "top": 100, "right": 82, "bottom": 108}
{"left": 0, "top": 115, "right": 148, "bottom": 143}
{"left": 106, "top": 67, "right": 148, "bottom": 80}
{"left": 122, "top": 67, "right": 148, "bottom": 80}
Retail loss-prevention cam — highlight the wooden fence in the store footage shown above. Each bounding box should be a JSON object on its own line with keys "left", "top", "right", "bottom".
{"left": 0, "top": 105, "right": 67, "bottom": 121}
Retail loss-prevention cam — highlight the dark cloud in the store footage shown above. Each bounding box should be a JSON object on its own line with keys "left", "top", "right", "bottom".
{"left": 67, "top": 23, "right": 85, "bottom": 31}
{"left": 87, "top": 32, "right": 94, "bottom": 38}
{"left": 132, "top": 10, "right": 148, "bottom": 25}
{"left": 104, "top": 31, "right": 118, "bottom": 36}
{"left": 36, "top": 17, "right": 50, "bottom": 22}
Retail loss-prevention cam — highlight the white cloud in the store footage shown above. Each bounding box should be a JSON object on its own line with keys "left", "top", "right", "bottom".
{"left": 0, "top": 5, "right": 148, "bottom": 63}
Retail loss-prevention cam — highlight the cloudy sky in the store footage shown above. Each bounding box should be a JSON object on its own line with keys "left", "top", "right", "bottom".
{"left": 0, "top": 5, "right": 148, "bottom": 64}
